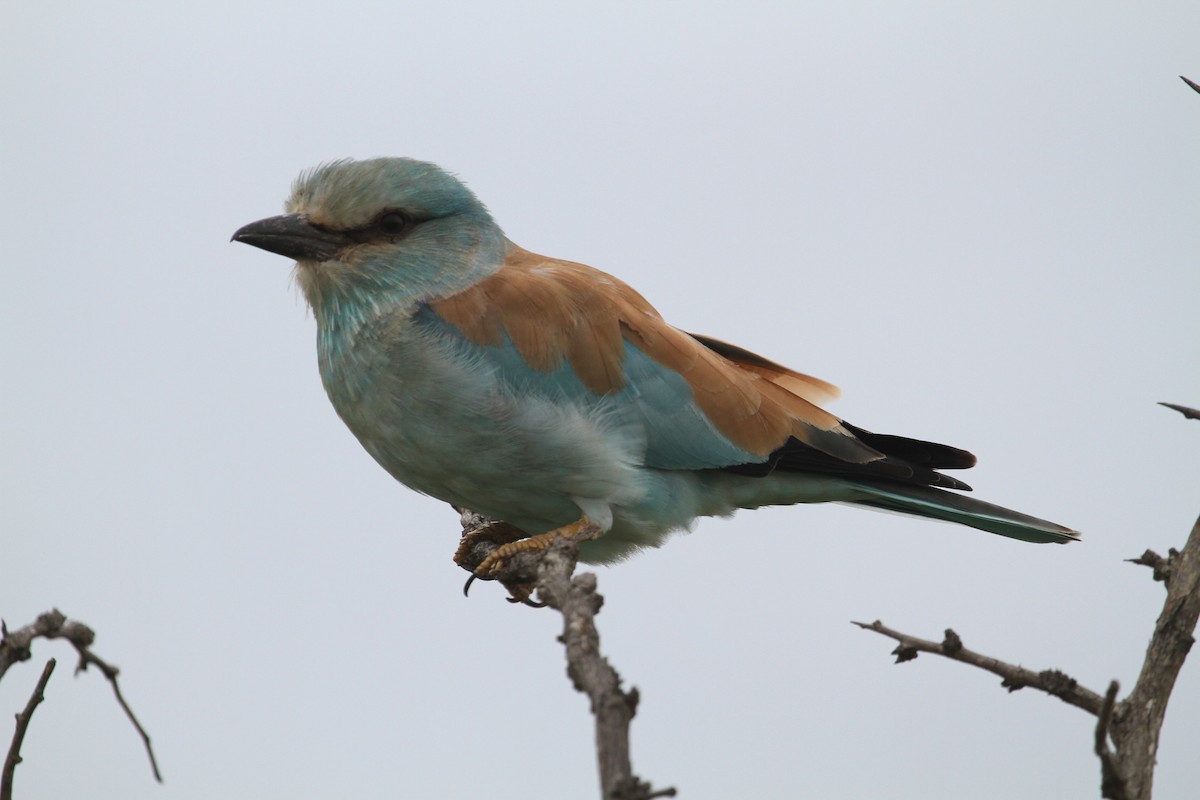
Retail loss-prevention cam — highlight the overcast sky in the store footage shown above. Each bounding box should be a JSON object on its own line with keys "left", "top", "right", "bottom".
{"left": 3, "top": 3, "right": 1199, "bottom": 799}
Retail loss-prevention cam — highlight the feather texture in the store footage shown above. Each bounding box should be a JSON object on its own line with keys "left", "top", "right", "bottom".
{"left": 432, "top": 244, "right": 880, "bottom": 463}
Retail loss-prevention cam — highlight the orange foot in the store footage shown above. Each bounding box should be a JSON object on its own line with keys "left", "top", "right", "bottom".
{"left": 453, "top": 520, "right": 528, "bottom": 568}
{"left": 475, "top": 516, "right": 602, "bottom": 577}
{"left": 457, "top": 517, "right": 604, "bottom": 605}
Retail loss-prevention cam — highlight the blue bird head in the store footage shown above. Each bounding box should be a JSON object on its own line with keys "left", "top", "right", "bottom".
{"left": 233, "top": 158, "right": 507, "bottom": 324}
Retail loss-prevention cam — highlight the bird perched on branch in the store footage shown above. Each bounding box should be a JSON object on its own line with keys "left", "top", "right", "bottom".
{"left": 233, "top": 158, "right": 1078, "bottom": 590}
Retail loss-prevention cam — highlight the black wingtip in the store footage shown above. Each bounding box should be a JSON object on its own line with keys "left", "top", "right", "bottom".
{"left": 1181, "top": 75, "right": 1200, "bottom": 95}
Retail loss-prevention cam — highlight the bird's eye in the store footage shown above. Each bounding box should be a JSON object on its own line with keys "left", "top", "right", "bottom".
{"left": 378, "top": 211, "right": 409, "bottom": 235}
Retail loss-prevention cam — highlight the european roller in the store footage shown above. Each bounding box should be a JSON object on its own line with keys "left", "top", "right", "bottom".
{"left": 233, "top": 158, "right": 1078, "bottom": 591}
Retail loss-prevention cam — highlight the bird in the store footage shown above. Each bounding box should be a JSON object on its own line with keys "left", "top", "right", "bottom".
{"left": 232, "top": 157, "right": 1078, "bottom": 591}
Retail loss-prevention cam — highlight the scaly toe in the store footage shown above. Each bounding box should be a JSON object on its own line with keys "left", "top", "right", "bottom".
{"left": 453, "top": 520, "right": 529, "bottom": 571}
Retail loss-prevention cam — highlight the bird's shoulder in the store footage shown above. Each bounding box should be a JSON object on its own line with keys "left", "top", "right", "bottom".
{"left": 428, "top": 244, "right": 657, "bottom": 394}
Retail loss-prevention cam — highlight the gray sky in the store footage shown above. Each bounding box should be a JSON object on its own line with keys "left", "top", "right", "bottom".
{"left": 3, "top": 3, "right": 1198, "bottom": 798}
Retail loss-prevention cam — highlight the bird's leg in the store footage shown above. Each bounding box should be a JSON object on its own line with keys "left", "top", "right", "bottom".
{"left": 453, "top": 519, "right": 529, "bottom": 568}
{"left": 457, "top": 517, "right": 602, "bottom": 604}
{"left": 473, "top": 516, "right": 602, "bottom": 578}
{"left": 454, "top": 519, "right": 543, "bottom": 604}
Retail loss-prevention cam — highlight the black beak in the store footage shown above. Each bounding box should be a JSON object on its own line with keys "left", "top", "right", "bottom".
{"left": 231, "top": 214, "right": 350, "bottom": 262}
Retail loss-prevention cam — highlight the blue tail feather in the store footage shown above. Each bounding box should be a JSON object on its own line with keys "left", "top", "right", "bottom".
{"left": 848, "top": 481, "right": 1080, "bottom": 544}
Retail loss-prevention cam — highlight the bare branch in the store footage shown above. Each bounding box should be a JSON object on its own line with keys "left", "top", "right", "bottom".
{"left": 1090, "top": 405, "right": 1200, "bottom": 797}
{"left": 1158, "top": 401, "right": 1200, "bottom": 420}
{"left": 0, "top": 611, "right": 162, "bottom": 783}
{"left": 1, "top": 658, "right": 56, "bottom": 800}
{"left": 458, "top": 513, "right": 675, "bottom": 800}
{"left": 854, "top": 510, "right": 1200, "bottom": 799}
{"left": 81, "top": 650, "right": 162, "bottom": 784}
{"left": 1109, "top": 512, "right": 1200, "bottom": 799}
{"left": 1094, "top": 681, "right": 1127, "bottom": 800}
{"left": 0, "top": 612, "right": 79, "bottom": 682}
{"left": 1126, "top": 549, "right": 1174, "bottom": 585}
{"left": 852, "top": 620, "right": 1106, "bottom": 715}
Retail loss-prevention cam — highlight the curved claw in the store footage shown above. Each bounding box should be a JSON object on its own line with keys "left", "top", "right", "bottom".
{"left": 507, "top": 594, "right": 547, "bottom": 608}
{"left": 464, "top": 571, "right": 544, "bottom": 607}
